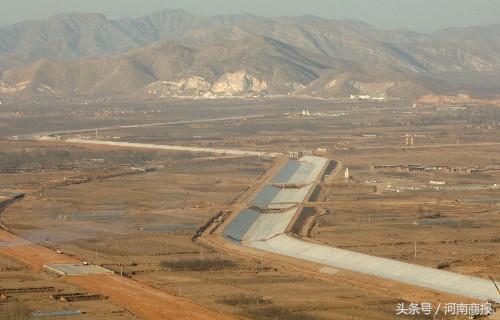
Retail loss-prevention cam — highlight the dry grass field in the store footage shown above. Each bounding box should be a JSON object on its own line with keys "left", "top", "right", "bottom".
{"left": 310, "top": 144, "right": 500, "bottom": 278}
{"left": 1, "top": 98, "right": 499, "bottom": 319}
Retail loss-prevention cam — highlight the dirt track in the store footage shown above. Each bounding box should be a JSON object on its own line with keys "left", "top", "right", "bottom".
{"left": 0, "top": 230, "right": 78, "bottom": 270}
{"left": 67, "top": 275, "right": 236, "bottom": 320}
{"left": 0, "top": 230, "right": 236, "bottom": 320}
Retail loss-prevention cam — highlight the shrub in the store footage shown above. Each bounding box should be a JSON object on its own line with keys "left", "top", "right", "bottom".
{"left": 160, "top": 258, "right": 235, "bottom": 271}
{"left": 216, "top": 294, "right": 270, "bottom": 306}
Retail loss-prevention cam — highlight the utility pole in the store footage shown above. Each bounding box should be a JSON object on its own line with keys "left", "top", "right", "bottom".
{"left": 489, "top": 275, "right": 500, "bottom": 296}
{"left": 414, "top": 241, "right": 417, "bottom": 260}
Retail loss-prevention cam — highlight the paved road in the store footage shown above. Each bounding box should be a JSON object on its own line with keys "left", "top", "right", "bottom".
{"left": 16, "top": 115, "right": 267, "bottom": 140}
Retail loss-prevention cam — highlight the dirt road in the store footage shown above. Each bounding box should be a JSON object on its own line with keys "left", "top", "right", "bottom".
{"left": 67, "top": 275, "right": 235, "bottom": 320}
{"left": 0, "top": 230, "right": 78, "bottom": 271}
{"left": 0, "top": 230, "right": 237, "bottom": 320}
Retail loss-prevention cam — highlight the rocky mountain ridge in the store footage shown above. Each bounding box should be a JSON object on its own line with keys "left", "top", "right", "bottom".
{"left": 1, "top": 10, "right": 500, "bottom": 100}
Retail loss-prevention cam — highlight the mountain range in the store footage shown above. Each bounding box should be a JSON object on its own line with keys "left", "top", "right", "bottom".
{"left": 1, "top": 9, "right": 500, "bottom": 101}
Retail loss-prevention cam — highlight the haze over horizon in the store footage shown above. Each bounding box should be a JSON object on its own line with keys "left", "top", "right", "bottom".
{"left": 2, "top": 0, "right": 500, "bottom": 32}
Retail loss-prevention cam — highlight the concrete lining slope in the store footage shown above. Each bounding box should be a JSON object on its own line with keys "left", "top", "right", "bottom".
{"left": 250, "top": 235, "right": 500, "bottom": 302}
{"left": 271, "top": 157, "right": 328, "bottom": 185}
{"left": 244, "top": 209, "right": 297, "bottom": 242}
{"left": 251, "top": 185, "right": 312, "bottom": 210}
{"left": 223, "top": 156, "right": 500, "bottom": 303}
{"left": 223, "top": 208, "right": 297, "bottom": 242}
{"left": 224, "top": 156, "right": 326, "bottom": 242}
{"left": 223, "top": 209, "right": 260, "bottom": 242}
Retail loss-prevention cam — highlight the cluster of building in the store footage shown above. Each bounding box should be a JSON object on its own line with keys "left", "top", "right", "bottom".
{"left": 372, "top": 164, "right": 500, "bottom": 175}
{"left": 350, "top": 94, "right": 387, "bottom": 101}
{"left": 386, "top": 183, "right": 499, "bottom": 193}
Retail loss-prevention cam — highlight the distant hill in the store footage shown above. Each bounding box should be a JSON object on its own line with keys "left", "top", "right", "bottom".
{"left": 1, "top": 10, "right": 500, "bottom": 100}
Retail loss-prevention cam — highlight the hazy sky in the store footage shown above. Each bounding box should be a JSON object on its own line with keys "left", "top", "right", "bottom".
{"left": 1, "top": 0, "right": 500, "bottom": 32}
